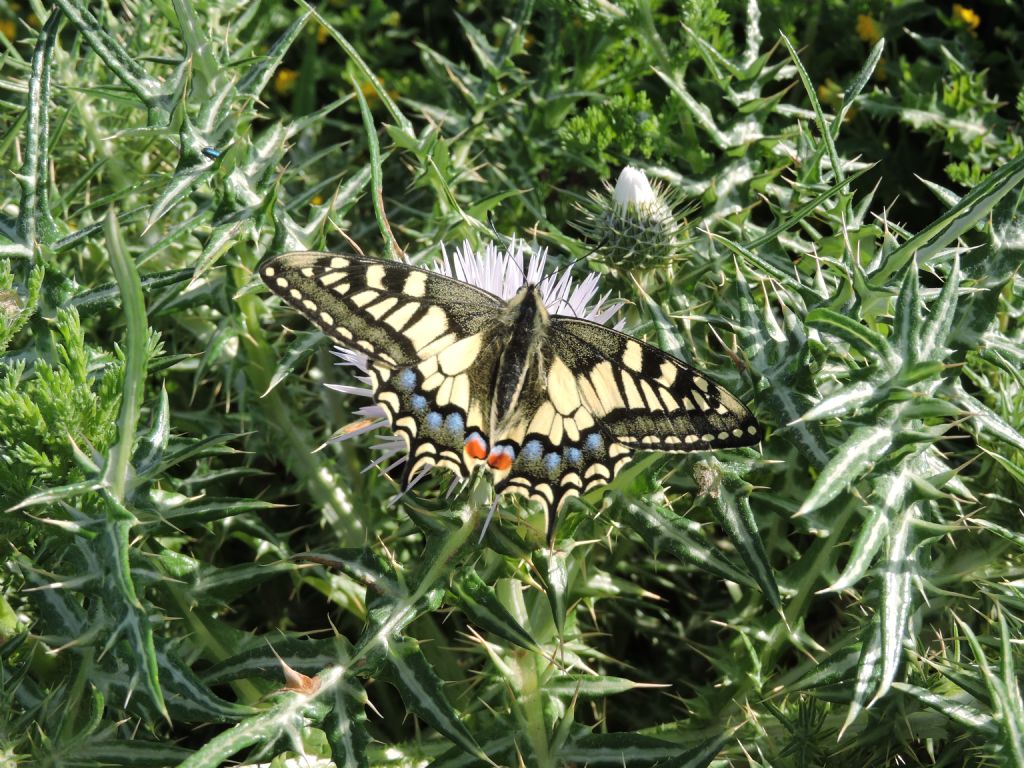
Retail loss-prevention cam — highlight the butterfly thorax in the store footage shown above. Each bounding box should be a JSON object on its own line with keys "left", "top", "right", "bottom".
{"left": 490, "top": 285, "right": 549, "bottom": 435}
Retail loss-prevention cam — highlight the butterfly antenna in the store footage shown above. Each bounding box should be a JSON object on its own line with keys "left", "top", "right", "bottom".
{"left": 563, "top": 236, "right": 607, "bottom": 273}
{"left": 486, "top": 213, "right": 531, "bottom": 286}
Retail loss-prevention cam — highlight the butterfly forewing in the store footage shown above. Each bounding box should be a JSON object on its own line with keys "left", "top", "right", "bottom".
{"left": 549, "top": 318, "right": 761, "bottom": 450}
{"left": 491, "top": 348, "right": 627, "bottom": 535}
{"left": 262, "top": 251, "right": 511, "bottom": 484}
{"left": 260, "top": 251, "right": 503, "bottom": 366}
{"left": 490, "top": 319, "right": 759, "bottom": 535}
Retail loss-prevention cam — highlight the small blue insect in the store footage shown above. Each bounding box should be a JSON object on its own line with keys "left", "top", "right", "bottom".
{"left": 202, "top": 147, "right": 222, "bottom": 160}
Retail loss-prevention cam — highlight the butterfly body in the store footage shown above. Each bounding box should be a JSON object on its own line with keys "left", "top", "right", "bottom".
{"left": 261, "top": 251, "right": 761, "bottom": 538}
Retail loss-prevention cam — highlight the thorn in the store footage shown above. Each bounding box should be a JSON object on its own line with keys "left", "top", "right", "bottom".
{"left": 269, "top": 643, "right": 320, "bottom": 695}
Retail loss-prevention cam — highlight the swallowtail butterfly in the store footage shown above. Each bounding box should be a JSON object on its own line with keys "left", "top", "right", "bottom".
{"left": 260, "top": 251, "right": 761, "bottom": 539}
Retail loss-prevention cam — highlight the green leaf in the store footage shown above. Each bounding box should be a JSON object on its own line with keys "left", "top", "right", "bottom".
{"left": 953, "top": 613, "right": 1024, "bottom": 764}
{"left": 538, "top": 547, "right": 570, "bottom": 636}
{"left": 545, "top": 675, "right": 653, "bottom": 699}
{"left": 613, "top": 493, "right": 758, "bottom": 589}
{"left": 353, "top": 79, "right": 401, "bottom": 262}
{"left": 325, "top": 679, "right": 371, "bottom": 768}
{"left": 892, "top": 682, "right": 996, "bottom": 735}
{"left": 15, "top": 12, "right": 61, "bottom": 247}
{"left": 559, "top": 733, "right": 697, "bottom": 766}
{"left": 823, "top": 465, "right": 915, "bottom": 593}
{"left": 797, "top": 422, "right": 895, "bottom": 517}
{"left": 262, "top": 331, "right": 323, "bottom": 396}
{"left": 918, "top": 254, "right": 960, "bottom": 361}
{"left": 780, "top": 33, "right": 844, "bottom": 191}
{"left": 840, "top": 620, "right": 882, "bottom": 737}
{"left": 893, "top": 258, "right": 923, "bottom": 366}
{"left": 799, "top": 381, "right": 880, "bottom": 423}
{"left": 836, "top": 39, "right": 885, "bottom": 130}
{"left": 874, "top": 503, "right": 918, "bottom": 703}
{"left": 204, "top": 636, "right": 354, "bottom": 686}
{"left": 299, "top": 2, "right": 412, "bottom": 134}
{"left": 102, "top": 209, "right": 149, "bottom": 502}
{"left": 872, "top": 153, "right": 1024, "bottom": 284}
{"left": 385, "top": 639, "right": 485, "bottom": 761}
{"left": 133, "top": 386, "right": 169, "bottom": 480}
{"left": 805, "top": 308, "right": 897, "bottom": 370}
{"left": 100, "top": 518, "right": 168, "bottom": 721}
{"left": 702, "top": 459, "right": 781, "bottom": 610}
{"left": 449, "top": 568, "right": 537, "bottom": 650}
{"left": 67, "top": 268, "right": 193, "bottom": 315}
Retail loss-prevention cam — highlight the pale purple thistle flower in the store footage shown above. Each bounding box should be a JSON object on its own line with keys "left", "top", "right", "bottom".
{"left": 327, "top": 238, "right": 624, "bottom": 477}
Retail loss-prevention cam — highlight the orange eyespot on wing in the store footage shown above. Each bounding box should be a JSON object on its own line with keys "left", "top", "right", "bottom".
{"left": 464, "top": 432, "right": 488, "bottom": 460}
{"left": 486, "top": 444, "right": 516, "bottom": 471}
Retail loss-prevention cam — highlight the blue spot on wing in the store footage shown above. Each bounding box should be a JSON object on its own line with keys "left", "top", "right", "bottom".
{"left": 585, "top": 433, "right": 603, "bottom": 452}
{"left": 444, "top": 412, "right": 465, "bottom": 435}
{"left": 566, "top": 447, "right": 583, "bottom": 466}
{"left": 411, "top": 394, "right": 427, "bottom": 411}
{"left": 397, "top": 368, "right": 417, "bottom": 391}
{"left": 426, "top": 412, "right": 443, "bottom": 430}
{"left": 544, "top": 452, "right": 561, "bottom": 473}
{"left": 522, "top": 439, "right": 543, "bottom": 461}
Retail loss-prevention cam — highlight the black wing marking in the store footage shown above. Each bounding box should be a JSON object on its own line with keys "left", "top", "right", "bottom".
{"left": 259, "top": 251, "right": 503, "bottom": 366}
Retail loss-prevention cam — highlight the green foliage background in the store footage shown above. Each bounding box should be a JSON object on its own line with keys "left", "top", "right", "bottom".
{"left": 1, "top": 0, "right": 1023, "bottom": 766}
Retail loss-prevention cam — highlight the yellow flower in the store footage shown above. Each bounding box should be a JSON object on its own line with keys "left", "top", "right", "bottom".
{"left": 359, "top": 79, "right": 380, "bottom": 106}
{"left": 273, "top": 68, "right": 299, "bottom": 95}
{"left": 316, "top": 24, "right": 329, "bottom": 45}
{"left": 875, "top": 56, "right": 888, "bottom": 82}
{"left": 312, "top": 195, "right": 324, "bottom": 206}
{"left": 817, "top": 78, "right": 842, "bottom": 108}
{"left": 952, "top": 4, "right": 980, "bottom": 30}
{"left": 0, "top": 19, "right": 15, "bottom": 40}
{"left": 856, "top": 14, "right": 881, "bottom": 44}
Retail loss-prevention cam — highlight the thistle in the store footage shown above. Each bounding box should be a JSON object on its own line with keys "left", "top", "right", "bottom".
{"left": 574, "top": 166, "right": 689, "bottom": 271}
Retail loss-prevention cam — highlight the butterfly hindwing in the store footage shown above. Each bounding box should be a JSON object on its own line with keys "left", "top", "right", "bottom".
{"left": 260, "top": 251, "right": 503, "bottom": 366}
{"left": 491, "top": 348, "right": 630, "bottom": 534}
{"left": 367, "top": 328, "right": 504, "bottom": 486}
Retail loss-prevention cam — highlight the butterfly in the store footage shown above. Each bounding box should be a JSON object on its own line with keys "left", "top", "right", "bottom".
{"left": 260, "top": 250, "right": 761, "bottom": 540}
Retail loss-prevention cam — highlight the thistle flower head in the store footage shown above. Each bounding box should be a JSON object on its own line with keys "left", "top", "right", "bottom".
{"left": 574, "top": 165, "right": 689, "bottom": 271}
{"left": 433, "top": 237, "right": 622, "bottom": 324}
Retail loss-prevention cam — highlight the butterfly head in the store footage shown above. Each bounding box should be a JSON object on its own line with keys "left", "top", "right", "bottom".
{"left": 506, "top": 283, "right": 551, "bottom": 322}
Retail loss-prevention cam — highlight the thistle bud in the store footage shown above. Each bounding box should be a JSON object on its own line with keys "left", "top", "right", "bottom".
{"left": 574, "top": 166, "right": 687, "bottom": 271}
{"left": 613, "top": 166, "right": 660, "bottom": 211}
